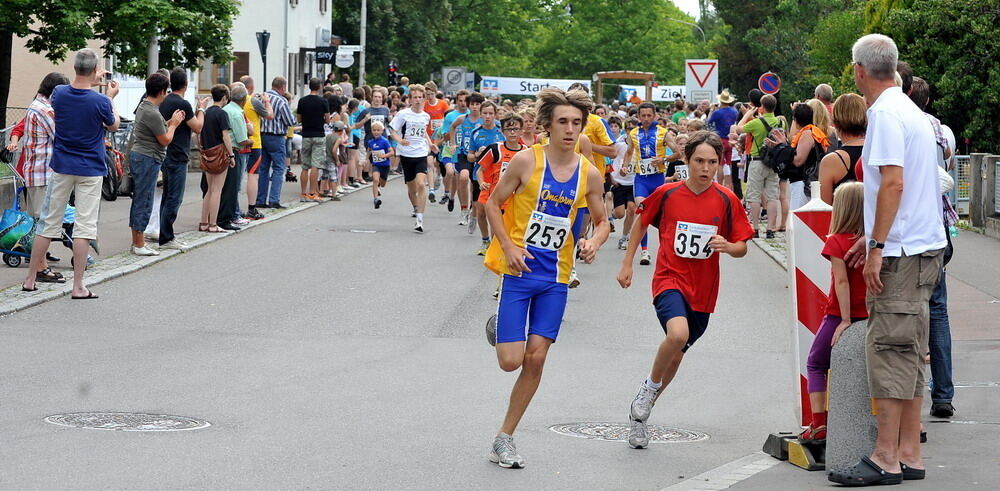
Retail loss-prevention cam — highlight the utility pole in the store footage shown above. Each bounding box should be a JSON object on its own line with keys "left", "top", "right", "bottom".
{"left": 359, "top": 0, "right": 367, "bottom": 86}
{"left": 147, "top": 34, "right": 159, "bottom": 74}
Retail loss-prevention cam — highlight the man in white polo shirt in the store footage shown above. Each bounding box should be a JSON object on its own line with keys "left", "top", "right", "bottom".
{"left": 829, "top": 34, "right": 947, "bottom": 487}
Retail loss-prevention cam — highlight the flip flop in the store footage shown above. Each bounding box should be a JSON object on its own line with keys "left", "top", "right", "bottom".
{"left": 71, "top": 291, "right": 99, "bottom": 300}
{"left": 900, "top": 463, "right": 925, "bottom": 480}
{"left": 828, "top": 456, "right": 903, "bottom": 486}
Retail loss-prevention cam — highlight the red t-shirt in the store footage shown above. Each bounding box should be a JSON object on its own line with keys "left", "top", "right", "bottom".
{"left": 637, "top": 181, "right": 755, "bottom": 313}
{"left": 822, "top": 233, "right": 869, "bottom": 318}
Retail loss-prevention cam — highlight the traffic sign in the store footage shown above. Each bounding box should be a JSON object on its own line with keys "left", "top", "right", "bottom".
{"left": 758, "top": 72, "right": 782, "bottom": 95}
{"left": 685, "top": 59, "right": 718, "bottom": 104}
{"left": 335, "top": 52, "right": 354, "bottom": 68}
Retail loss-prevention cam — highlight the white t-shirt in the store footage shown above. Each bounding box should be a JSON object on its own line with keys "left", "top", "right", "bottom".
{"left": 941, "top": 124, "right": 956, "bottom": 170}
{"left": 390, "top": 108, "right": 431, "bottom": 158}
{"left": 610, "top": 133, "right": 634, "bottom": 186}
{"left": 862, "top": 87, "right": 947, "bottom": 257}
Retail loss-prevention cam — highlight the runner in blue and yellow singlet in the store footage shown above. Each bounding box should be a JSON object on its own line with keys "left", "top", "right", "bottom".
{"left": 627, "top": 102, "right": 680, "bottom": 265}
{"left": 481, "top": 87, "right": 609, "bottom": 469}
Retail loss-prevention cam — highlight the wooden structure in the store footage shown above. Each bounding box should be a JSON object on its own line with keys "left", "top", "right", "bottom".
{"left": 592, "top": 71, "right": 655, "bottom": 103}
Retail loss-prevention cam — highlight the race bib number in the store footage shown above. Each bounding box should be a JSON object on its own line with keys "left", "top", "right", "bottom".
{"left": 674, "top": 221, "right": 718, "bottom": 259}
{"left": 675, "top": 164, "right": 689, "bottom": 180}
{"left": 406, "top": 125, "right": 427, "bottom": 139}
{"left": 431, "top": 119, "right": 444, "bottom": 130}
{"left": 637, "top": 158, "right": 660, "bottom": 175}
{"left": 525, "top": 211, "right": 571, "bottom": 251}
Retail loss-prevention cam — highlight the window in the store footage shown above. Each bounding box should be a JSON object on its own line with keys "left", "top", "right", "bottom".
{"left": 198, "top": 58, "right": 232, "bottom": 93}
{"left": 319, "top": 0, "right": 327, "bottom": 14}
{"left": 232, "top": 52, "right": 250, "bottom": 81}
{"left": 289, "top": 0, "right": 299, "bottom": 7}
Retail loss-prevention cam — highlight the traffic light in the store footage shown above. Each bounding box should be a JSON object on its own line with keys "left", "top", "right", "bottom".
{"left": 388, "top": 60, "right": 398, "bottom": 85}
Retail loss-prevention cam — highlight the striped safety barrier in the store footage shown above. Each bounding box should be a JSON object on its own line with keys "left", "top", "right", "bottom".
{"left": 787, "top": 182, "right": 832, "bottom": 426}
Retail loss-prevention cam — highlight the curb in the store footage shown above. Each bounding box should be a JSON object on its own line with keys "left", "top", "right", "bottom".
{"left": 752, "top": 235, "right": 788, "bottom": 271}
{"left": 0, "top": 178, "right": 392, "bottom": 318}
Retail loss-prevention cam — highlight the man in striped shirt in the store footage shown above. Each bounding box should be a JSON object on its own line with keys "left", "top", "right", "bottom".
{"left": 256, "top": 76, "right": 297, "bottom": 208}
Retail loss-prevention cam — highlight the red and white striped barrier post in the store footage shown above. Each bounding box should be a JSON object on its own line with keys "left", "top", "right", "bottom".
{"left": 787, "top": 182, "right": 832, "bottom": 426}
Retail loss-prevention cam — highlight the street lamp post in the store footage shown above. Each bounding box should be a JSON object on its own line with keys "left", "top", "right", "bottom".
{"left": 256, "top": 30, "right": 270, "bottom": 87}
{"left": 359, "top": 0, "right": 367, "bottom": 86}
{"left": 667, "top": 18, "right": 706, "bottom": 43}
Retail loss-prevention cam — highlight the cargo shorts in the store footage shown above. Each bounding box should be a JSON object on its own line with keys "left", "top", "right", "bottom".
{"left": 865, "top": 248, "right": 944, "bottom": 400}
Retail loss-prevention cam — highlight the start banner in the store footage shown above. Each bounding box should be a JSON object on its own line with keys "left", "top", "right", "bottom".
{"left": 480, "top": 76, "right": 591, "bottom": 96}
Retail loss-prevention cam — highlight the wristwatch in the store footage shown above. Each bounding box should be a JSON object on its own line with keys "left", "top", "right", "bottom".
{"left": 868, "top": 239, "right": 885, "bottom": 250}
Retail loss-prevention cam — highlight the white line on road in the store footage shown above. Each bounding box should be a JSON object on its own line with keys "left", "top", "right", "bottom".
{"left": 661, "top": 451, "right": 780, "bottom": 491}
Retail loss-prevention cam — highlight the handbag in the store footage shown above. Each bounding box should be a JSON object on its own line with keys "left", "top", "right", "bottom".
{"left": 199, "top": 143, "right": 231, "bottom": 174}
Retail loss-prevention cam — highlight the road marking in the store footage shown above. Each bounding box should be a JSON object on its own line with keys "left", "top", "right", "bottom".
{"left": 661, "top": 452, "right": 780, "bottom": 491}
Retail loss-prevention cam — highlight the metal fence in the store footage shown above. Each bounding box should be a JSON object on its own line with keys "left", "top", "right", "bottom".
{"left": 994, "top": 159, "right": 1000, "bottom": 214}
{"left": 4, "top": 107, "right": 28, "bottom": 128}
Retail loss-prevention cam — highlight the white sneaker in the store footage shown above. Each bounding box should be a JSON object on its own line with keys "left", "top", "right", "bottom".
{"left": 233, "top": 217, "right": 251, "bottom": 226}
{"left": 414, "top": 218, "right": 424, "bottom": 234}
{"left": 131, "top": 245, "right": 160, "bottom": 256}
{"left": 639, "top": 250, "right": 651, "bottom": 265}
{"left": 159, "top": 240, "right": 188, "bottom": 251}
{"left": 568, "top": 269, "right": 581, "bottom": 288}
{"left": 458, "top": 211, "right": 469, "bottom": 226}
{"left": 143, "top": 232, "right": 159, "bottom": 242}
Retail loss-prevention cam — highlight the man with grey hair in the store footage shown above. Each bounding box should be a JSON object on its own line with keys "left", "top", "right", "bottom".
{"left": 814, "top": 83, "right": 834, "bottom": 116}
{"left": 217, "top": 81, "right": 252, "bottom": 231}
{"left": 21, "top": 48, "right": 119, "bottom": 298}
{"left": 257, "top": 76, "right": 297, "bottom": 209}
{"left": 828, "top": 33, "right": 946, "bottom": 486}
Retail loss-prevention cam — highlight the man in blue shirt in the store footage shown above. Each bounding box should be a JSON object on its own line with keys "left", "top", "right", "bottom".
{"left": 707, "top": 90, "right": 739, "bottom": 195}
{"left": 22, "top": 48, "right": 120, "bottom": 299}
{"left": 257, "top": 76, "right": 297, "bottom": 209}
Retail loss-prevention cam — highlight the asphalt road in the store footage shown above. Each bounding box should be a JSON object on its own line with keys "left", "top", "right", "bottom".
{"left": 0, "top": 184, "right": 995, "bottom": 489}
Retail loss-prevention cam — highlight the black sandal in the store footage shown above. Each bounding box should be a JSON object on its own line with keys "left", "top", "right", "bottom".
{"left": 900, "top": 463, "right": 925, "bottom": 480}
{"left": 36, "top": 268, "right": 66, "bottom": 283}
{"left": 828, "top": 456, "right": 903, "bottom": 486}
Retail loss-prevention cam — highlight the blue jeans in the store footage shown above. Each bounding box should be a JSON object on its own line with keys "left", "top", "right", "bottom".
{"left": 128, "top": 152, "right": 162, "bottom": 231}
{"left": 159, "top": 156, "right": 187, "bottom": 245}
{"left": 928, "top": 270, "right": 954, "bottom": 403}
{"left": 257, "top": 133, "right": 286, "bottom": 206}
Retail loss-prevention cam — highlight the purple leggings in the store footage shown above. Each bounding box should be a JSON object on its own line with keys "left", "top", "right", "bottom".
{"left": 806, "top": 315, "right": 846, "bottom": 393}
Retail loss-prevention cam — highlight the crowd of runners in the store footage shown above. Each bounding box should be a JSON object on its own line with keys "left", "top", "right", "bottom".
{"left": 5, "top": 32, "right": 959, "bottom": 486}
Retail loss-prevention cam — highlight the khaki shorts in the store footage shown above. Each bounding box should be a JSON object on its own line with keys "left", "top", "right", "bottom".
{"left": 745, "top": 159, "right": 779, "bottom": 202}
{"left": 24, "top": 185, "right": 48, "bottom": 219}
{"left": 300, "top": 137, "right": 326, "bottom": 170}
{"left": 865, "top": 249, "right": 944, "bottom": 400}
{"left": 39, "top": 173, "right": 102, "bottom": 241}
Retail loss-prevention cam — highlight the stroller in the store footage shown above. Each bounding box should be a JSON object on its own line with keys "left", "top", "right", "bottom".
{"left": 0, "top": 157, "right": 98, "bottom": 268}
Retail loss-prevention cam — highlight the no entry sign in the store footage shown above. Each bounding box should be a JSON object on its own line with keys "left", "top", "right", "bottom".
{"left": 758, "top": 72, "right": 781, "bottom": 95}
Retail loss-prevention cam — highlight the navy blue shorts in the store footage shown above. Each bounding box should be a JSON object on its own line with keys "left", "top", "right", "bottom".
{"left": 496, "top": 275, "right": 568, "bottom": 343}
{"left": 371, "top": 164, "right": 391, "bottom": 178}
{"left": 456, "top": 154, "right": 474, "bottom": 173}
{"left": 653, "top": 289, "right": 711, "bottom": 352}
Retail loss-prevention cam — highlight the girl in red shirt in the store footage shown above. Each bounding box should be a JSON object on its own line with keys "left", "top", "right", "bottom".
{"left": 802, "top": 181, "right": 868, "bottom": 441}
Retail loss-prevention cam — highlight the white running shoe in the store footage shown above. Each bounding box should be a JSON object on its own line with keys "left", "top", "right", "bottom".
{"left": 628, "top": 419, "right": 650, "bottom": 449}
{"left": 568, "top": 269, "right": 581, "bottom": 289}
{"left": 159, "top": 240, "right": 188, "bottom": 251}
{"left": 618, "top": 236, "right": 629, "bottom": 250}
{"left": 131, "top": 245, "right": 160, "bottom": 256}
{"left": 630, "top": 382, "right": 658, "bottom": 422}
{"left": 458, "top": 211, "right": 469, "bottom": 226}
{"left": 639, "top": 250, "right": 651, "bottom": 265}
{"left": 414, "top": 218, "right": 424, "bottom": 234}
{"left": 467, "top": 214, "right": 477, "bottom": 234}
{"left": 490, "top": 433, "right": 525, "bottom": 469}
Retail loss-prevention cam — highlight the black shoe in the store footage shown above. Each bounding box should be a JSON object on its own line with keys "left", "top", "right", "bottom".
{"left": 218, "top": 222, "right": 242, "bottom": 231}
{"left": 255, "top": 203, "right": 272, "bottom": 209}
{"left": 753, "top": 230, "right": 760, "bottom": 239}
{"left": 247, "top": 208, "right": 265, "bottom": 220}
{"left": 930, "top": 402, "right": 955, "bottom": 418}
{"left": 268, "top": 202, "right": 286, "bottom": 210}
{"left": 447, "top": 197, "right": 455, "bottom": 212}
{"left": 765, "top": 230, "right": 776, "bottom": 239}
{"left": 374, "top": 198, "right": 382, "bottom": 209}
{"left": 45, "top": 252, "right": 61, "bottom": 262}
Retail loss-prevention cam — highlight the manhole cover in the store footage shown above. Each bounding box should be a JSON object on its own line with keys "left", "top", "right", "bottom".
{"left": 45, "top": 412, "right": 210, "bottom": 432}
{"left": 549, "top": 422, "right": 709, "bottom": 443}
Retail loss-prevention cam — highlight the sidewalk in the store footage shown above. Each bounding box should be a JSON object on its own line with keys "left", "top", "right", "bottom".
{"left": 0, "top": 165, "right": 390, "bottom": 316}
{"left": 739, "top": 229, "right": 1000, "bottom": 489}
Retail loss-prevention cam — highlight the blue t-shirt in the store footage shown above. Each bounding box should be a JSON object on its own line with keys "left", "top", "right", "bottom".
{"left": 707, "top": 106, "right": 739, "bottom": 140}
{"left": 442, "top": 109, "right": 468, "bottom": 146}
{"left": 367, "top": 136, "right": 393, "bottom": 166}
{"left": 50, "top": 85, "right": 116, "bottom": 177}
{"left": 470, "top": 124, "right": 504, "bottom": 154}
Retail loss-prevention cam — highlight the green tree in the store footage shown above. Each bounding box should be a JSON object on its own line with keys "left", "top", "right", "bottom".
{"left": 0, "top": 0, "right": 238, "bottom": 124}
{"left": 886, "top": 0, "right": 1000, "bottom": 151}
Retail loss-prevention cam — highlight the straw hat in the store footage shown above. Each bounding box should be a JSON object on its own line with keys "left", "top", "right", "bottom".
{"left": 718, "top": 89, "right": 736, "bottom": 104}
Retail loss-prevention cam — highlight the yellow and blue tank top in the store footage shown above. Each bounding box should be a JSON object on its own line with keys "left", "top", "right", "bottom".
{"left": 484, "top": 144, "right": 590, "bottom": 284}
{"left": 628, "top": 122, "right": 672, "bottom": 173}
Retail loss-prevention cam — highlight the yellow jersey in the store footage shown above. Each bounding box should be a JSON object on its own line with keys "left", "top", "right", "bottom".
{"left": 484, "top": 144, "right": 591, "bottom": 284}
{"left": 584, "top": 113, "right": 614, "bottom": 175}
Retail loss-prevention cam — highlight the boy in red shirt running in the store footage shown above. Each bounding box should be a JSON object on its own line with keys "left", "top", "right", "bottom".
{"left": 617, "top": 130, "right": 755, "bottom": 449}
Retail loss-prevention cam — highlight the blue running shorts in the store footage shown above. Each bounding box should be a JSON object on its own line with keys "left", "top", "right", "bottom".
{"left": 496, "top": 274, "right": 569, "bottom": 343}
